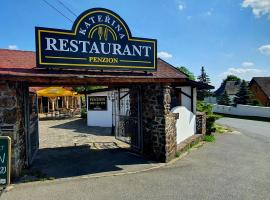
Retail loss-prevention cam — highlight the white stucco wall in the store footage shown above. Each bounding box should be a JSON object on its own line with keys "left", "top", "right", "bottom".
{"left": 87, "top": 92, "right": 113, "bottom": 127}
{"left": 180, "top": 86, "right": 192, "bottom": 111}
{"left": 172, "top": 106, "right": 196, "bottom": 144}
{"left": 176, "top": 86, "right": 196, "bottom": 114}
{"left": 213, "top": 104, "right": 270, "bottom": 118}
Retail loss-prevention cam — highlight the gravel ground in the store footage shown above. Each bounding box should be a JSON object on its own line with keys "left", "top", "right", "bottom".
{"left": 39, "top": 117, "right": 128, "bottom": 149}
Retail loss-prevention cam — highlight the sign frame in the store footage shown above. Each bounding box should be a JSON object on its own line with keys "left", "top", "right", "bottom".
{"left": 0, "top": 136, "right": 11, "bottom": 186}
{"left": 35, "top": 8, "right": 157, "bottom": 71}
{"left": 88, "top": 96, "right": 108, "bottom": 111}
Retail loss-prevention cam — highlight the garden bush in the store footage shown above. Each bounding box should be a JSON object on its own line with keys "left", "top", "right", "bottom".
{"left": 206, "top": 114, "right": 220, "bottom": 134}
{"left": 197, "top": 101, "right": 220, "bottom": 135}
{"left": 81, "top": 108, "right": 87, "bottom": 119}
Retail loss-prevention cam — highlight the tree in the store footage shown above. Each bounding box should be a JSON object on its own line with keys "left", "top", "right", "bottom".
{"left": 234, "top": 80, "right": 250, "bottom": 105}
{"left": 197, "top": 66, "right": 211, "bottom": 100}
{"left": 218, "top": 91, "right": 231, "bottom": 106}
{"left": 219, "top": 75, "right": 241, "bottom": 88}
{"left": 177, "top": 66, "right": 195, "bottom": 80}
{"left": 224, "top": 75, "right": 241, "bottom": 83}
{"left": 197, "top": 66, "right": 210, "bottom": 84}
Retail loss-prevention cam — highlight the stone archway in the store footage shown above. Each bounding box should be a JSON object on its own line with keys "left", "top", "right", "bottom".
{"left": 0, "top": 80, "right": 180, "bottom": 179}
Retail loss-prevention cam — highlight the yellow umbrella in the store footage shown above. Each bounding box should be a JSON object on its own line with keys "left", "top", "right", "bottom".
{"left": 36, "top": 87, "right": 78, "bottom": 97}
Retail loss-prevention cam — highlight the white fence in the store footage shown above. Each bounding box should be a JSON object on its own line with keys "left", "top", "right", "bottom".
{"left": 213, "top": 104, "right": 270, "bottom": 118}
{"left": 204, "top": 96, "right": 217, "bottom": 104}
{"left": 172, "top": 106, "right": 196, "bottom": 144}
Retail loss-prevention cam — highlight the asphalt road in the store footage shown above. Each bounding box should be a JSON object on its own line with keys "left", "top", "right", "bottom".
{"left": 217, "top": 117, "right": 270, "bottom": 139}
{"left": 2, "top": 117, "right": 270, "bottom": 200}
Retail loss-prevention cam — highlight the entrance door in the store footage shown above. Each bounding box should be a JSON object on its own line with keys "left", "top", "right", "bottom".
{"left": 112, "top": 87, "right": 142, "bottom": 151}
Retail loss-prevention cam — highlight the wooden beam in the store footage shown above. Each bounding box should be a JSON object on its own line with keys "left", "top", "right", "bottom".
{"left": 191, "top": 87, "right": 194, "bottom": 113}
{"left": 0, "top": 76, "right": 187, "bottom": 86}
{"left": 176, "top": 88, "right": 192, "bottom": 99}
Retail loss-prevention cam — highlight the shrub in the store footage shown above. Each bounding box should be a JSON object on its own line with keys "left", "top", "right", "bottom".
{"left": 197, "top": 101, "right": 213, "bottom": 115}
{"left": 197, "top": 101, "right": 220, "bottom": 135}
{"left": 203, "top": 135, "right": 216, "bottom": 142}
{"left": 175, "top": 152, "right": 181, "bottom": 158}
{"left": 81, "top": 108, "right": 87, "bottom": 119}
{"left": 206, "top": 114, "right": 220, "bottom": 134}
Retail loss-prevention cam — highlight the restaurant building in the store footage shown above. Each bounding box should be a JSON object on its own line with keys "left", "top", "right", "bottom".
{"left": 0, "top": 8, "right": 212, "bottom": 180}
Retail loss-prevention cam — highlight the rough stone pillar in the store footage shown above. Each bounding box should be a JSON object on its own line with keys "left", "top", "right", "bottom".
{"left": 0, "top": 81, "right": 27, "bottom": 179}
{"left": 141, "top": 84, "right": 178, "bottom": 162}
{"left": 196, "top": 112, "right": 206, "bottom": 135}
{"left": 128, "top": 86, "right": 140, "bottom": 149}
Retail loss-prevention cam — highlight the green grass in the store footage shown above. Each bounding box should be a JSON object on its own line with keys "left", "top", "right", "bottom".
{"left": 216, "top": 113, "right": 270, "bottom": 122}
{"left": 203, "top": 135, "right": 216, "bottom": 142}
{"left": 214, "top": 123, "right": 231, "bottom": 134}
{"left": 175, "top": 138, "right": 202, "bottom": 158}
{"left": 175, "top": 152, "right": 181, "bottom": 158}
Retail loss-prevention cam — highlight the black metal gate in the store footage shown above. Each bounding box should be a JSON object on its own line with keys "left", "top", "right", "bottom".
{"left": 112, "top": 87, "right": 142, "bottom": 151}
{"left": 23, "top": 84, "right": 39, "bottom": 166}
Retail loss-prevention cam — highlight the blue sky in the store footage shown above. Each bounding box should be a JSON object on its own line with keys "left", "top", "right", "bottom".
{"left": 1, "top": 0, "right": 270, "bottom": 88}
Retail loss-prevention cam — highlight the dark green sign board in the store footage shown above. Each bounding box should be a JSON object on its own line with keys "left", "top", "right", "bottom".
{"left": 88, "top": 96, "right": 107, "bottom": 111}
{"left": 0, "top": 137, "right": 11, "bottom": 185}
{"left": 36, "top": 8, "right": 157, "bottom": 71}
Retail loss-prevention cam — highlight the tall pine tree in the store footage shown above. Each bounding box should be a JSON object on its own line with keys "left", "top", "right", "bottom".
{"left": 197, "top": 66, "right": 211, "bottom": 100}
{"left": 197, "top": 66, "right": 211, "bottom": 84}
{"left": 234, "top": 80, "right": 250, "bottom": 105}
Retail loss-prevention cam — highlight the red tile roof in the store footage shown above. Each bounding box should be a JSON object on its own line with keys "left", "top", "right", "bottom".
{"left": 0, "top": 49, "right": 189, "bottom": 86}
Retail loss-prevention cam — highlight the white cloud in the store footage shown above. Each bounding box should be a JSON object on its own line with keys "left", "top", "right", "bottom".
{"left": 241, "top": 62, "right": 255, "bottom": 67}
{"left": 8, "top": 45, "right": 18, "bottom": 50}
{"left": 219, "top": 67, "right": 266, "bottom": 81}
{"left": 259, "top": 44, "right": 270, "bottom": 55}
{"left": 242, "top": 0, "right": 270, "bottom": 19}
{"left": 206, "top": 11, "right": 212, "bottom": 16}
{"left": 158, "top": 51, "right": 173, "bottom": 59}
{"left": 178, "top": 4, "right": 184, "bottom": 11}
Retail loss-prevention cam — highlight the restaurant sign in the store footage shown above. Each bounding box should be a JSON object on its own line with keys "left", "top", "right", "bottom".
{"left": 36, "top": 8, "right": 157, "bottom": 71}
{"left": 88, "top": 96, "right": 107, "bottom": 111}
{"left": 0, "top": 136, "right": 11, "bottom": 185}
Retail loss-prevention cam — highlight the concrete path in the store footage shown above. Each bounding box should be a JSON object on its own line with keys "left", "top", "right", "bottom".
{"left": 1, "top": 118, "right": 270, "bottom": 200}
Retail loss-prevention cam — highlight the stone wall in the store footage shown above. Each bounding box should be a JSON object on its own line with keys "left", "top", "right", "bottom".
{"left": 128, "top": 87, "right": 140, "bottom": 149}
{"left": 196, "top": 112, "right": 206, "bottom": 135}
{"left": 0, "top": 81, "right": 27, "bottom": 179}
{"left": 141, "top": 84, "right": 178, "bottom": 162}
{"left": 164, "top": 112, "right": 178, "bottom": 161}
